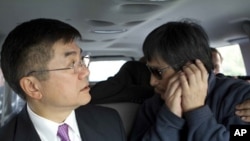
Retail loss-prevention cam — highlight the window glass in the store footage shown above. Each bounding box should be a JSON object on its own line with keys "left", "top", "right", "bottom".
{"left": 0, "top": 68, "right": 25, "bottom": 127}
{"left": 217, "top": 44, "right": 246, "bottom": 76}
{"left": 0, "top": 69, "right": 4, "bottom": 124}
{"left": 89, "top": 60, "right": 127, "bottom": 82}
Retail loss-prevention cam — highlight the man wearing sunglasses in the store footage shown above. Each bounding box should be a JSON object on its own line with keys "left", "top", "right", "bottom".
{"left": 0, "top": 18, "right": 126, "bottom": 141}
{"left": 129, "top": 20, "right": 250, "bottom": 141}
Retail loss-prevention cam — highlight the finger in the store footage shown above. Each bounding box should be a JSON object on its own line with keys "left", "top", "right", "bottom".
{"left": 236, "top": 99, "right": 250, "bottom": 110}
{"left": 168, "top": 84, "right": 181, "bottom": 101}
{"left": 165, "top": 77, "right": 180, "bottom": 99}
{"left": 179, "top": 71, "right": 189, "bottom": 93}
{"left": 195, "top": 59, "right": 208, "bottom": 81}
{"left": 241, "top": 116, "right": 250, "bottom": 122}
{"left": 165, "top": 86, "right": 182, "bottom": 117}
{"left": 166, "top": 72, "right": 179, "bottom": 91}
{"left": 164, "top": 78, "right": 180, "bottom": 103}
{"left": 182, "top": 63, "right": 199, "bottom": 87}
{"left": 235, "top": 109, "right": 250, "bottom": 116}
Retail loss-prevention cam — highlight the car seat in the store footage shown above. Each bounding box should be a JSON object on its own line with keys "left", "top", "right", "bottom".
{"left": 98, "top": 102, "right": 140, "bottom": 137}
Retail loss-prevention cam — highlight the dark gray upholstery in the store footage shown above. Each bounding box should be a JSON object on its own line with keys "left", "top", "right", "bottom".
{"left": 98, "top": 102, "right": 140, "bottom": 136}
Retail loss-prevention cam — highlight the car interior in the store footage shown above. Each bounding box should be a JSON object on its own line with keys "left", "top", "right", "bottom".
{"left": 1, "top": 0, "right": 250, "bottom": 137}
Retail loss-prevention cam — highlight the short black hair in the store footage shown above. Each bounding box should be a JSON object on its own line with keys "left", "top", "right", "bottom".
{"left": 143, "top": 20, "right": 213, "bottom": 72}
{"left": 1, "top": 18, "right": 82, "bottom": 99}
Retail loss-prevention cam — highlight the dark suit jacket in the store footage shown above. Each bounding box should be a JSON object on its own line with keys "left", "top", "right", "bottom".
{"left": 90, "top": 61, "right": 154, "bottom": 104}
{"left": 0, "top": 104, "right": 126, "bottom": 141}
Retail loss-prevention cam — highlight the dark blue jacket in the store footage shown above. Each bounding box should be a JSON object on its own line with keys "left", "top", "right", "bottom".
{"left": 130, "top": 73, "right": 250, "bottom": 141}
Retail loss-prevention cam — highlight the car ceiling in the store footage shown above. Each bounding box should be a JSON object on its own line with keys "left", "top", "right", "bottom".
{"left": 1, "top": 0, "right": 250, "bottom": 59}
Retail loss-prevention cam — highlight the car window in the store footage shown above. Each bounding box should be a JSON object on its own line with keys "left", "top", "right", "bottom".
{"left": 0, "top": 68, "right": 25, "bottom": 126}
{"left": 89, "top": 60, "right": 127, "bottom": 82}
{"left": 88, "top": 56, "right": 133, "bottom": 82}
{"left": 217, "top": 44, "right": 246, "bottom": 76}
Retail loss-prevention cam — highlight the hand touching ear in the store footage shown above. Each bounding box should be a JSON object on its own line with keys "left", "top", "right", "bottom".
{"left": 179, "top": 59, "right": 209, "bottom": 112}
{"left": 163, "top": 72, "right": 182, "bottom": 118}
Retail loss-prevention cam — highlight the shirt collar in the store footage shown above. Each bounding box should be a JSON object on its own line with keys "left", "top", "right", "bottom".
{"left": 64, "top": 109, "right": 81, "bottom": 138}
{"left": 27, "top": 105, "right": 81, "bottom": 141}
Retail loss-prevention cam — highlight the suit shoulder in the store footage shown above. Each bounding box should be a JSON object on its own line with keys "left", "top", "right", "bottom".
{"left": 75, "top": 104, "right": 123, "bottom": 129}
{"left": 0, "top": 114, "right": 18, "bottom": 140}
{"left": 76, "top": 104, "right": 119, "bottom": 116}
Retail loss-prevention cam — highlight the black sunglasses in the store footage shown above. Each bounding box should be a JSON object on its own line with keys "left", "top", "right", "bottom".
{"left": 147, "top": 65, "right": 171, "bottom": 80}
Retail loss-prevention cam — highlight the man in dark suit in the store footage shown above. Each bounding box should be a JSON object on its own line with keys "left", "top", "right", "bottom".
{"left": 0, "top": 18, "right": 126, "bottom": 141}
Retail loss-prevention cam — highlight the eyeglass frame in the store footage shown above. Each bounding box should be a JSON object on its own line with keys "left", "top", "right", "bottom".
{"left": 25, "top": 54, "right": 91, "bottom": 76}
{"left": 146, "top": 65, "right": 171, "bottom": 80}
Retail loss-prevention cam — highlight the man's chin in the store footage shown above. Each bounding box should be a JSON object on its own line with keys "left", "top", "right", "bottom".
{"left": 78, "top": 93, "right": 91, "bottom": 106}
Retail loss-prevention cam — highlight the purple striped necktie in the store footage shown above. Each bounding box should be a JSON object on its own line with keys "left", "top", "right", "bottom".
{"left": 57, "top": 123, "right": 70, "bottom": 141}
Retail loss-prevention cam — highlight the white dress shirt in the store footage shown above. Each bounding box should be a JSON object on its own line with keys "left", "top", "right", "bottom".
{"left": 27, "top": 105, "right": 82, "bottom": 141}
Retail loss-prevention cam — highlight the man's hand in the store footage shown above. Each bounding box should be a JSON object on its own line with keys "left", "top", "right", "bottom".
{"left": 235, "top": 99, "right": 250, "bottom": 122}
{"left": 179, "top": 59, "right": 208, "bottom": 112}
{"left": 163, "top": 72, "right": 182, "bottom": 118}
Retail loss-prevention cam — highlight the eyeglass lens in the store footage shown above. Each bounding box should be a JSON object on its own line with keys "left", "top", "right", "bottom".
{"left": 74, "top": 55, "right": 90, "bottom": 73}
{"left": 83, "top": 55, "right": 90, "bottom": 67}
{"left": 148, "top": 67, "right": 162, "bottom": 80}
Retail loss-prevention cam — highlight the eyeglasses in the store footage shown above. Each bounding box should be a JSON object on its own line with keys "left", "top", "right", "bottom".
{"left": 26, "top": 54, "right": 90, "bottom": 76}
{"left": 147, "top": 65, "right": 171, "bottom": 80}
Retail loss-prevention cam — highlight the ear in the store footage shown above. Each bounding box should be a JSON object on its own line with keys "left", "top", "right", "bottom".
{"left": 20, "top": 76, "right": 42, "bottom": 100}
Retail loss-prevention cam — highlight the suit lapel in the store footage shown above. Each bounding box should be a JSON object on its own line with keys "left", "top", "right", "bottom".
{"left": 14, "top": 106, "right": 41, "bottom": 141}
{"left": 75, "top": 107, "right": 87, "bottom": 141}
